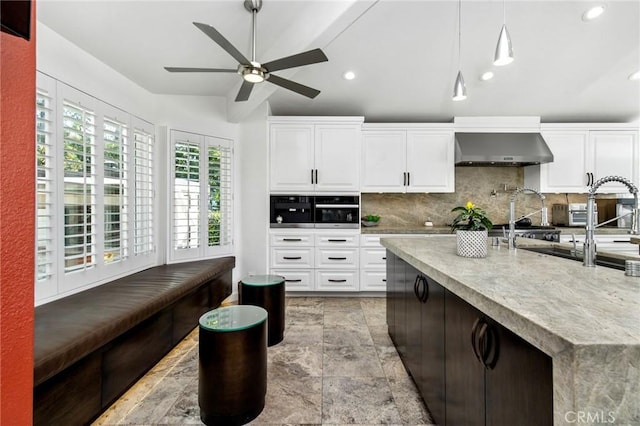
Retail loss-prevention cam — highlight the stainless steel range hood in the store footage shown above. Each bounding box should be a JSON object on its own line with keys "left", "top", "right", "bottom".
{"left": 454, "top": 132, "right": 554, "bottom": 166}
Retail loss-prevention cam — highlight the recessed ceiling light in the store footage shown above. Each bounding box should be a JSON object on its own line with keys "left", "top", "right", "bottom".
{"left": 629, "top": 71, "right": 640, "bottom": 81}
{"left": 582, "top": 5, "right": 605, "bottom": 21}
{"left": 343, "top": 71, "right": 356, "bottom": 80}
{"left": 481, "top": 71, "right": 494, "bottom": 81}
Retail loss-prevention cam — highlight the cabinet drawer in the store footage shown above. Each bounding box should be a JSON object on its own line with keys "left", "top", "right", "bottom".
{"left": 270, "top": 269, "right": 313, "bottom": 291}
{"left": 360, "top": 248, "right": 387, "bottom": 269}
{"left": 271, "top": 248, "right": 314, "bottom": 268}
{"left": 316, "top": 233, "right": 359, "bottom": 247}
{"left": 360, "top": 270, "right": 387, "bottom": 291}
{"left": 270, "top": 232, "right": 314, "bottom": 247}
{"left": 315, "top": 248, "right": 358, "bottom": 268}
{"left": 360, "top": 234, "right": 382, "bottom": 247}
{"left": 315, "top": 270, "right": 359, "bottom": 291}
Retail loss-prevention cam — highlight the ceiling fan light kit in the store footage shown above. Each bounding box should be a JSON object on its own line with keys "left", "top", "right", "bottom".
{"left": 164, "top": 0, "right": 328, "bottom": 102}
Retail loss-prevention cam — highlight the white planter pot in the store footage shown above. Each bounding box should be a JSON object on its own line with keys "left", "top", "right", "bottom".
{"left": 456, "top": 230, "right": 488, "bottom": 258}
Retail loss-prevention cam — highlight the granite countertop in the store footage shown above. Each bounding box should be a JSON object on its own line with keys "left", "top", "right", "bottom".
{"left": 362, "top": 224, "right": 636, "bottom": 236}
{"left": 381, "top": 236, "right": 640, "bottom": 425}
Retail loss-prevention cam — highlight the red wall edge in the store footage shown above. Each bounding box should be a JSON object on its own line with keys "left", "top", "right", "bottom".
{"left": 0, "top": 1, "right": 37, "bottom": 424}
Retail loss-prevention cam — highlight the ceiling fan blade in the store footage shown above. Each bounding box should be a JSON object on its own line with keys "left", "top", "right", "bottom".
{"left": 262, "top": 48, "right": 328, "bottom": 73}
{"left": 235, "top": 80, "right": 254, "bottom": 102}
{"left": 193, "top": 22, "right": 250, "bottom": 65}
{"left": 267, "top": 74, "right": 321, "bottom": 99}
{"left": 164, "top": 67, "right": 237, "bottom": 73}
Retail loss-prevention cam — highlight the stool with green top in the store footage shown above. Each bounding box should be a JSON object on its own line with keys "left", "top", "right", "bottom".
{"left": 239, "top": 274, "right": 285, "bottom": 346}
{"left": 198, "top": 305, "right": 267, "bottom": 425}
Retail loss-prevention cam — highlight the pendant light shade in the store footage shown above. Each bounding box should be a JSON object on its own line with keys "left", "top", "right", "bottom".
{"left": 453, "top": 70, "right": 467, "bottom": 101}
{"left": 494, "top": 24, "right": 513, "bottom": 66}
{"left": 452, "top": 0, "right": 467, "bottom": 101}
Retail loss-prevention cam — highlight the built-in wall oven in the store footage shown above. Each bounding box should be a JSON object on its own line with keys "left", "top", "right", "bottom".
{"left": 314, "top": 195, "right": 360, "bottom": 229}
{"left": 269, "top": 195, "right": 360, "bottom": 228}
{"left": 270, "top": 195, "right": 314, "bottom": 228}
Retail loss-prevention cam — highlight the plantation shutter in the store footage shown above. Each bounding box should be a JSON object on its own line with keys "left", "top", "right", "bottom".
{"left": 207, "top": 138, "right": 232, "bottom": 248}
{"left": 173, "top": 138, "right": 201, "bottom": 250}
{"left": 62, "top": 99, "right": 97, "bottom": 273}
{"left": 133, "top": 123, "right": 154, "bottom": 256}
{"left": 103, "top": 115, "right": 129, "bottom": 264}
{"left": 36, "top": 87, "right": 55, "bottom": 282}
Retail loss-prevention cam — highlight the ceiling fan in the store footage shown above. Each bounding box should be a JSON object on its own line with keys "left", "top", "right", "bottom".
{"left": 164, "top": 0, "right": 328, "bottom": 102}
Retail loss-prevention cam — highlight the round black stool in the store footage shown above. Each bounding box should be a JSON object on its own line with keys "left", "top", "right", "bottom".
{"left": 239, "top": 274, "right": 285, "bottom": 346}
{"left": 198, "top": 305, "right": 268, "bottom": 426}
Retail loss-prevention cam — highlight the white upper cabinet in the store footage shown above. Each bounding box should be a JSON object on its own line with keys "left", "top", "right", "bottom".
{"left": 269, "top": 117, "right": 363, "bottom": 192}
{"left": 361, "top": 125, "right": 455, "bottom": 193}
{"left": 525, "top": 125, "right": 639, "bottom": 193}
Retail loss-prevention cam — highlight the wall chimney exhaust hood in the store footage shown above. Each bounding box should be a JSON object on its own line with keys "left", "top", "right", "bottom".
{"left": 454, "top": 132, "right": 554, "bottom": 166}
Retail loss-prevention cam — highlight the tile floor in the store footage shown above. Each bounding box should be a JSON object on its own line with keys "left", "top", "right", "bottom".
{"left": 93, "top": 297, "right": 435, "bottom": 426}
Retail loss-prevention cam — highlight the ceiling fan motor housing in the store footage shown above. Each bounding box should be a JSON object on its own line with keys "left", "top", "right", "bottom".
{"left": 244, "top": 0, "right": 262, "bottom": 13}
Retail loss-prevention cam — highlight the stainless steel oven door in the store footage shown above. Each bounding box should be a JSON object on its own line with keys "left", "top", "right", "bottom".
{"left": 314, "top": 196, "right": 360, "bottom": 229}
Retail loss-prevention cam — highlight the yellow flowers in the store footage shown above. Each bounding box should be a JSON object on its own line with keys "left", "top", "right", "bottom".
{"left": 451, "top": 201, "right": 493, "bottom": 231}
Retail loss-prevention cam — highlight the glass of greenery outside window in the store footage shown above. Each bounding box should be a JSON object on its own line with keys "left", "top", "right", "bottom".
{"left": 451, "top": 201, "right": 493, "bottom": 258}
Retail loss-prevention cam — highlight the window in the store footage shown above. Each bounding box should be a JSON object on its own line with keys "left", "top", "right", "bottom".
{"left": 170, "top": 130, "right": 233, "bottom": 261}
{"left": 35, "top": 73, "right": 156, "bottom": 304}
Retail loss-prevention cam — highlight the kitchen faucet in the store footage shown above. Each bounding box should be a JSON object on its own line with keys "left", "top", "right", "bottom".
{"left": 584, "top": 175, "right": 639, "bottom": 267}
{"left": 508, "top": 188, "right": 549, "bottom": 250}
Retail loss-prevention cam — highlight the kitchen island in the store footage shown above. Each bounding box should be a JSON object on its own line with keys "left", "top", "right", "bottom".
{"left": 381, "top": 236, "right": 639, "bottom": 426}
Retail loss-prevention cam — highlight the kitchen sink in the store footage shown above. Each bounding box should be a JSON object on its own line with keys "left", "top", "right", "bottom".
{"left": 520, "top": 246, "right": 627, "bottom": 270}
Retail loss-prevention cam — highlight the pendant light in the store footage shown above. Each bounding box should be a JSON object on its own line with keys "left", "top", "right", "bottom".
{"left": 453, "top": 0, "right": 467, "bottom": 101}
{"left": 494, "top": 0, "right": 514, "bottom": 66}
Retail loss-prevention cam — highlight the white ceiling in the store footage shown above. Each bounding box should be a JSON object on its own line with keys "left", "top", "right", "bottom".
{"left": 37, "top": 0, "right": 640, "bottom": 123}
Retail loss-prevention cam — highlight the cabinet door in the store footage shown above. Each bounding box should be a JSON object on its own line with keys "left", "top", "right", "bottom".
{"left": 444, "top": 289, "right": 485, "bottom": 426}
{"left": 386, "top": 251, "right": 396, "bottom": 341}
{"left": 537, "top": 130, "right": 590, "bottom": 193}
{"left": 404, "top": 266, "right": 422, "bottom": 377}
{"left": 485, "top": 320, "right": 553, "bottom": 426}
{"left": 314, "top": 124, "right": 361, "bottom": 191}
{"left": 591, "top": 131, "right": 639, "bottom": 192}
{"left": 389, "top": 252, "right": 407, "bottom": 357}
{"left": 419, "top": 276, "right": 446, "bottom": 425}
{"left": 361, "top": 130, "right": 407, "bottom": 192}
{"left": 269, "top": 124, "right": 315, "bottom": 192}
{"left": 406, "top": 130, "right": 455, "bottom": 193}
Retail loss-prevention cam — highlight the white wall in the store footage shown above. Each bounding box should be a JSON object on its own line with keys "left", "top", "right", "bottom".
{"left": 236, "top": 103, "right": 271, "bottom": 290}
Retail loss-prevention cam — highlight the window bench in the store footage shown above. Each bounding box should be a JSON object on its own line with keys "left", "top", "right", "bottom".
{"left": 33, "top": 257, "right": 235, "bottom": 426}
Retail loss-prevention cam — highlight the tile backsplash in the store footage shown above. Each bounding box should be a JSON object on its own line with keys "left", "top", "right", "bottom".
{"left": 361, "top": 167, "right": 589, "bottom": 227}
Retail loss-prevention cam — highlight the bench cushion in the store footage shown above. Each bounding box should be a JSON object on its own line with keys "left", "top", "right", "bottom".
{"left": 34, "top": 257, "right": 235, "bottom": 386}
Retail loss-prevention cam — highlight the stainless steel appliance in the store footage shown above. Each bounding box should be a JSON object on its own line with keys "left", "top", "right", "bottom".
{"left": 270, "top": 195, "right": 314, "bottom": 228}
{"left": 490, "top": 224, "right": 560, "bottom": 242}
{"left": 551, "top": 203, "right": 597, "bottom": 226}
{"left": 313, "top": 195, "right": 360, "bottom": 229}
{"left": 616, "top": 198, "right": 635, "bottom": 229}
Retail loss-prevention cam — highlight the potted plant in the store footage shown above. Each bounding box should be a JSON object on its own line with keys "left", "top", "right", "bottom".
{"left": 361, "top": 214, "right": 381, "bottom": 227}
{"left": 450, "top": 201, "right": 493, "bottom": 258}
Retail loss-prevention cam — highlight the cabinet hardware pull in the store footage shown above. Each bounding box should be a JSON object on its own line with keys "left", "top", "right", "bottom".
{"left": 420, "top": 277, "right": 429, "bottom": 303}
{"left": 328, "top": 239, "right": 347, "bottom": 242}
{"left": 285, "top": 279, "right": 302, "bottom": 282}
{"left": 403, "top": 172, "right": 407, "bottom": 186}
{"left": 483, "top": 325, "right": 500, "bottom": 370}
{"left": 407, "top": 171, "right": 410, "bottom": 186}
{"left": 328, "top": 257, "right": 347, "bottom": 260}
{"left": 382, "top": 256, "right": 387, "bottom": 260}
{"left": 382, "top": 278, "right": 387, "bottom": 282}
{"left": 283, "top": 256, "right": 302, "bottom": 260}
{"left": 413, "top": 275, "right": 421, "bottom": 299}
{"left": 315, "top": 169, "right": 318, "bottom": 184}
{"left": 283, "top": 238, "right": 302, "bottom": 242}
{"left": 471, "top": 318, "right": 483, "bottom": 365}
{"left": 328, "top": 279, "right": 347, "bottom": 282}
{"left": 311, "top": 169, "right": 314, "bottom": 184}
{"left": 478, "top": 322, "right": 492, "bottom": 369}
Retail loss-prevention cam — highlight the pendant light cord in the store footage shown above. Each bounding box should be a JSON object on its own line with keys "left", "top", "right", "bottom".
{"left": 458, "top": 0, "right": 461, "bottom": 69}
